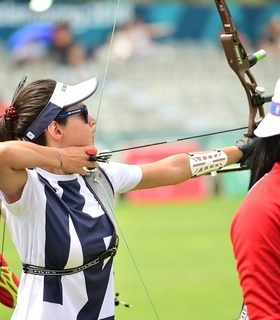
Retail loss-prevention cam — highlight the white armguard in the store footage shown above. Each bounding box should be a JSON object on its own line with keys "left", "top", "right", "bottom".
{"left": 188, "top": 149, "right": 228, "bottom": 177}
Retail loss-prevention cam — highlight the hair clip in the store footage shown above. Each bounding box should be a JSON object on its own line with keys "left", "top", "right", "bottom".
{"left": 11, "top": 75, "right": 27, "bottom": 104}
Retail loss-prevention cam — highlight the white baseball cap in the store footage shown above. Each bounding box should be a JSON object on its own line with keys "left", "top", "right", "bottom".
{"left": 255, "top": 78, "right": 280, "bottom": 137}
{"left": 24, "top": 77, "right": 99, "bottom": 141}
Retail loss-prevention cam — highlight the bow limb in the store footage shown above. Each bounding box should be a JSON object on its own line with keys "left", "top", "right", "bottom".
{"left": 214, "top": 0, "right": 270, "bottom": 137}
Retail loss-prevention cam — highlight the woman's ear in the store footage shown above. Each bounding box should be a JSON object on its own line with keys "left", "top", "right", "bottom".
{"left": 46, "top": 121, "right": 63, "bottom": 141}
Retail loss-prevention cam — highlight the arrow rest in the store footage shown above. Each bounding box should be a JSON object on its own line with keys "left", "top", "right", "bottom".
{"left": 91, "top": 153, "right": 112, "bottom": 163}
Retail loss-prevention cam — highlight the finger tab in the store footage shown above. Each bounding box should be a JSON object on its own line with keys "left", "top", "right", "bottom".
{"left": 86, "top": 149, "right": 97, "bottom": 156}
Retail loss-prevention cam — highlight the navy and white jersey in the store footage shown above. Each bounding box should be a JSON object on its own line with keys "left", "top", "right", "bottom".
{"left": 1, "top": 162, "right": 142, "bottom": 320}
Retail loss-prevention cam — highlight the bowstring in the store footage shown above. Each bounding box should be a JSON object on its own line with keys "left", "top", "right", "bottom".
{"left": 95, "top": 1, "right": 160, "bottom": 318}
{"left": 94, "top": 0, "right": 121, "bottom": 133}
{"left": 115, "top": 219, "right": 160, "bottom": 319}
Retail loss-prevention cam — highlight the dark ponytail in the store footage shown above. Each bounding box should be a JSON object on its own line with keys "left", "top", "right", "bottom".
{"left": 0, "top": 79, "right": 56, "bottom": 145}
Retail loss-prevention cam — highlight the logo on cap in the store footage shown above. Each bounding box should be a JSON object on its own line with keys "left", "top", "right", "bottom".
{"left": 26, "top": 131, "right": 35, "bottom": 140}
{"left": 270, "top": 102, "right": 280, "bottom": 116}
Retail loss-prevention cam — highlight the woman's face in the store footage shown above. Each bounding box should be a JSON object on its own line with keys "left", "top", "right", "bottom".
{"left": 57, "top": 103, "right": 96, "bottom": 147}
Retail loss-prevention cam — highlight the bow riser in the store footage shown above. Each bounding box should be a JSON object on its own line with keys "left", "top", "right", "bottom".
{"left": 215, "top": 0, "right": 268, "bottom": 137}
{"left": 220, "top": 34, "right": 265, "bottom": 136}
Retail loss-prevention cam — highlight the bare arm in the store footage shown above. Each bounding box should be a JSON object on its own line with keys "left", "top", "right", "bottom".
{"left": 0, "top": 141, "right": 97, "bottom": 202}
{"left": 134, "top": 146, "right": 242, "bottom": 190}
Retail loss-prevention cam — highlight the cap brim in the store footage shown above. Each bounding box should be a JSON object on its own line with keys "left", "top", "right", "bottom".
{"left": 50, "top": 77, "right": 99, "bottom": 107}
{"left": 254, "top": 113, "right": 280, "bottom": 137}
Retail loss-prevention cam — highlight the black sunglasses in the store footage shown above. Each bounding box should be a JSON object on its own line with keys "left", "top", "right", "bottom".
{"left": 56, "top": 105, "right": 88, "bottom": 123}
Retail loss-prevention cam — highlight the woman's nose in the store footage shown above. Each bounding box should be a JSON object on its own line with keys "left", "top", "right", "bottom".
{"left": 89, "top": 115, "right": 96, "bottom": 126}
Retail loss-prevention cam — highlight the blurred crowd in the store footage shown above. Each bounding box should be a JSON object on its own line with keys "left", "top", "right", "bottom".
{"left": 258, "top": 14, "right": 280, "bottom": 58}
{"left": 7, "top": 22, "right": 94, "bottom": 68}
{"left": 6, "top": 17, "right": 172, "bottom": 68}
{"left": 1, "top": 12, "right": 280, "bottom": 143}
{"left": 0, "top": 16, "right": 173, "bottom": 111}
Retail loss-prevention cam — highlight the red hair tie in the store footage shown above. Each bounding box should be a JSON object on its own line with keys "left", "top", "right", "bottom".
{"left": 4, "top": 106, "right": 18, "bottom": 122}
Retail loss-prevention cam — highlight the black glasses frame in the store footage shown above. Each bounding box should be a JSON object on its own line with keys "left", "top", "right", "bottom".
{"left": 56, "top": 105, "right": 88, "bottom": 123}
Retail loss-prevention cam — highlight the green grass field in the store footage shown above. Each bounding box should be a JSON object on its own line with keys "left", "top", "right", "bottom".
{"left": 0, "top": 196, "right": 244, "bottom": 320}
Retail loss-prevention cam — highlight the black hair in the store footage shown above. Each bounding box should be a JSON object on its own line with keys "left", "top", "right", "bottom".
{"left": 249, "top": 135, "right": 280, "bottom": 188}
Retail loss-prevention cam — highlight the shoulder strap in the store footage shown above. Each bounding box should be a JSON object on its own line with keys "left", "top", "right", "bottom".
{"left": 83, "top": 167, "right": 117, "bottom": 231}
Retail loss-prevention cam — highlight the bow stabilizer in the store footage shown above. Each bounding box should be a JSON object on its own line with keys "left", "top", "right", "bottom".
{"left": 214, "top": 0, "right": 271, "bottom": 136}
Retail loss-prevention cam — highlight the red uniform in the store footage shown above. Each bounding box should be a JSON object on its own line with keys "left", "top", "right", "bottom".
{"left": 231, "top": 163, "right": 280, "bottom": 319}
{"left": 0, "top": 252, "right": 19, "bottom": 308}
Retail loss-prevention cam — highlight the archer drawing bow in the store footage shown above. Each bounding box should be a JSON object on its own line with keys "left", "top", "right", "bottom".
{"left": 214, "top": 0, "right": 271, "bottom": 137}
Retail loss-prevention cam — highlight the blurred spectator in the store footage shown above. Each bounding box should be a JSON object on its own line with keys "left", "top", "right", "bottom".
{"left": 7, "top": 22, "right": 90, "bottom": 68}
{"left": 258, "top": 15, "right": 280, "bottom": 58}
{"left": 49, "top": 22, "right": 88, "bottom": 67}
{"left": 109, "top": 17, "right": 174, "bottom": 62}
{"left": 6, "top": 22, "right": 52, "bottom": 66}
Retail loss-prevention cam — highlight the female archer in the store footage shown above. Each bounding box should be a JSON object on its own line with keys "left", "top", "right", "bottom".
{"left": 0, "top": 75, "right": 254, "bottom": 320}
